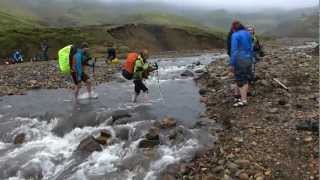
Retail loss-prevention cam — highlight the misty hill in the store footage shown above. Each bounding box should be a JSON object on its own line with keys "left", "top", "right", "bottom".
{"left": 0, "top": 0, "right": 318, "bottom": 38}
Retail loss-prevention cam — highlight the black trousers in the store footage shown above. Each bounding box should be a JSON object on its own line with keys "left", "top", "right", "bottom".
{"left": 133, "top": 80, "right": 148, "bottom": 95}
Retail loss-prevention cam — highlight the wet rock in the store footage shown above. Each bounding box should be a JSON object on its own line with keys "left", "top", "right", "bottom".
{"left": 193, "top": 61, "right": 202, "bottom": 66}
{"left": 111, "top": 110, "right": 132, "bottom": 122}
{"left": 115, "top": 127, "right": 130, "bottom": 141}
{"left": 195, "top": 69, "right": 204, "bottom": 74}
{"left": 77, "top": 136, "right": 102, "bottom": 153}
{"left": 95, "top": 130, "right": 112, "bottom": 145}
{"left": 14, "top": 133, "right": 26, "bottom": 144}
{"left": 145, "top": 127, "right": 160, "bottom": 141}
{"left": 138, "top": 139, "right": 160, "bottom": 148}
{"left": 160, "top": 117, "right": 177, "bottom": 129}
{"left": 20, "top": 162, "right": 43, "bottom": 180}
{"left": 181, "top": 70, "right": 194, "bottom": 77}
{"left": 296, "top": 120, "right": 319, "bottom": 132}
{"left": 199, "top": 88, "right": 209, "bottom": 95}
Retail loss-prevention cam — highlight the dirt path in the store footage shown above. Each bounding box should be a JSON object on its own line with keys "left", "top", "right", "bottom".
{"left": 171, "top": 40, "right": 319, "bottom": 180}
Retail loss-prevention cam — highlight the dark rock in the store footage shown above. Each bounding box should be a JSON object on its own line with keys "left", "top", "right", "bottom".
{"left": 145, "top": 127, "right": 160, "bottom": 141}
{"left": 96, "top": 136, "right": 110, "bottom": 145}
{"left": 77, "top": 136, "right": 102, "bottom": 153}
{"left": 181, "top": 70, "right": 194, "bottom": 77}
{"left": 199, "top": 88, "right": 209, "bottom": 95}
{"left": 160, "top": 117, "right": 177, "bottom": 129}
{"left": 100, "top": 130, "right": 112, "bottom": 138}
{"left": 278, "top": 99, "right": 287, "bottom": 105}
{"left": 193, "top": 61, "right": 202, "bottom": 66}
{"left": 138, "top": 139, "right": 160, "bottom": 148}
{"left": 20, "top": 162, "right": 43, "bottom": 180}
{"left": 14, "top": 133, "right": 26, "bottom": 144}
{"left": 111, "top": 110, "right": 132, "bottom": 121}
{"left": 115, "top": 127, "right": 130, "bottom": 141}
{"left": 296, "top": 120, "right": 319, "bottom": 132}
{"left": 195, "top": 69, "right": 204, "bottom": 74}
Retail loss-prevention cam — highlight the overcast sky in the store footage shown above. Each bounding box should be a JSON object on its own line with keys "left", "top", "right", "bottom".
{"left": 99, "top": 0, "right": 318, "bottom": 10}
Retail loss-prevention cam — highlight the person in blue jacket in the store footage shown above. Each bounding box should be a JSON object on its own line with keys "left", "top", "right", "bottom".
{"left": 12, "top": 49, "right": 23, "bottom": 64}
{"left": 228, "top": 21, "right": 253, "bottom": 107}
{"left": 71, "top": 42, "right": 94, "bottom": 100}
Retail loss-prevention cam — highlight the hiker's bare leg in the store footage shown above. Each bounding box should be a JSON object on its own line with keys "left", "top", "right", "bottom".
{"left": 239, "top": 83, "right": 248, "bottom": 102}
{"left": 85, "top": 80, "right": 92, "bottom": 95}
{"left": 75, "top": 84, "right": 81, "bottom": 99}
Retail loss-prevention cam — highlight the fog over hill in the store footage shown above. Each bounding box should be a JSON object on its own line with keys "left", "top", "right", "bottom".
{"left": 0, "top": 0, "right": 318, "bottom": 37}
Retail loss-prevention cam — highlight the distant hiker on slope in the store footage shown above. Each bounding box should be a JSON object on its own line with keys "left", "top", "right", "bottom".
{"left": 106, "top": 43, "right": 119, "bottom": 65}
{"left": 228, "top": 21, "right": 253, "bottom": 107}
{"left": 12, "top": 49, "right": 23, "bottom": 64}
{"left": 121, "top": 49, "right": 158, "bottom": 103}
{"left": 40, "top": 40, "right": 49, "bottom": 61}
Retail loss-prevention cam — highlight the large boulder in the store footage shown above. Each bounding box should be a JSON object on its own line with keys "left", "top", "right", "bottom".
{"left": 115, "top": 127, "right": 130, "bottom": 141}
{"left": 313, "top": 45, "right": 319, "bottom": 56}
{"left": 160, "top": 117, "right": 177, "bottom": 129}
{"left": 20, "top": 162, "right": 43, "bottom": 180}
{"left": 181, "top": 70, "right": 194, "bottom": 77}
{"left": 14, "top": 133, "right": 26, "bottom": 145}
{"left": 77, "top": 136, "right": 102, "bottom": 153}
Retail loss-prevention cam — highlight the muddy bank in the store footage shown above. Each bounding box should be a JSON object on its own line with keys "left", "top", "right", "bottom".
{"left": 172, "top": 40, "right": 319, "bottom": 179}
{"left": 0, "top": 60, "right": 119, "bottom": 96}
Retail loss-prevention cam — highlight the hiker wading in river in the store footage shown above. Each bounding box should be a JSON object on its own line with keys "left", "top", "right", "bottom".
{"left": 228, "top": 21, "right": 253, "bottom": 107}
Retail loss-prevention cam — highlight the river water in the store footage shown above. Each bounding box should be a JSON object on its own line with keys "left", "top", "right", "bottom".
{"left": 0, "top": 53, "right": 227, "bottom": 180}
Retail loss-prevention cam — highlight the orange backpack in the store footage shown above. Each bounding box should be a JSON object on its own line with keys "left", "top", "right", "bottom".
{"left": 122, "top": 52, "right": 139, "bottom": 80}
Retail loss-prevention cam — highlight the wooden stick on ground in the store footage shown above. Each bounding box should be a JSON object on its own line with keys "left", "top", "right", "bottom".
{"left": 273, "top": 78, "right": 289, "bottom": 90}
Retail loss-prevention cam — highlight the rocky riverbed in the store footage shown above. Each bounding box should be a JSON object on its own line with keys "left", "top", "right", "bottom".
{"left": 0, "top": 60, "right": 118, "bottom": 96}
{"left": 171, "top": 39, "right": 319, "bottom": 179}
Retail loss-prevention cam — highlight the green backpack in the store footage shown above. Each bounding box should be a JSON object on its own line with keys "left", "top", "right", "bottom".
{"left": 58, "top": 45, "right": 72, "bottom": 74}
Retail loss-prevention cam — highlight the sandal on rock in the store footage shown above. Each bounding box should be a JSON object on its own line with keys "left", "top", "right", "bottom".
{"left": 233, "top": 98, "right": 241, "bottom": 103}
{"left": 233, "top": 101, "right": 247, "bottom": 107}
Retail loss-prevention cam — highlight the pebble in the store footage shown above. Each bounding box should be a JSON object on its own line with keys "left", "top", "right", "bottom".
{"left": 304, "top": 136, "right": 313, "bottom": 142}
{"left": 239, "top": 173, "right": 249, "bottom": 180}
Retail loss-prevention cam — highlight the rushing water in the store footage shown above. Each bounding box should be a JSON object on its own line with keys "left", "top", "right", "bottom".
{"left": 0, "top": 53, "right": 227, "bottom": 180}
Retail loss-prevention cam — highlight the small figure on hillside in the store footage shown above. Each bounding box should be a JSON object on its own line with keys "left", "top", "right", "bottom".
{"left": 106, "top": 42, "right": 119, "bottom": 65}
{"left": 40, "top": 40, "right": 49, "bottom": 61}
{"left": 11, "top": 49, "right": 23, "bottom": 64}
{"left": 228, "top": 21, "right": 254, "bottom": 107}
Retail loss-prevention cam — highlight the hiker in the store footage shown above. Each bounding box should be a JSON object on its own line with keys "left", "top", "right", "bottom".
{"left": 12, "top": 49, "right": 23, "bottom": 64}
{"left": 70, "top": 42, "right": 94, "bottom": 100}
{"left": 106, "top": 43, "right": 119, "bottom": 64}
{"left": 40, "top": 40, "right": 49, "bottom": 61}
{"left": 228, "top": 21, "right": 253, "bottom": 107}
{"left": 227, "top": 21, "right": 240, "bottom": 57}
{"left": 247, "top": 25, "right": 264, "bottom": 63}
